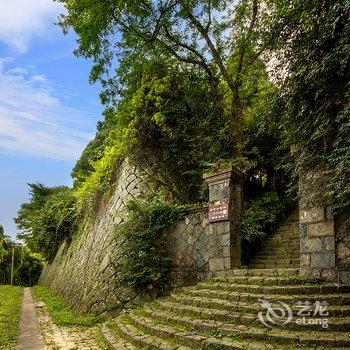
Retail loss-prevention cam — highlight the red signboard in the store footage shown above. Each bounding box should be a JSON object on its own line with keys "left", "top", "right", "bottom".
{"left": 209, "top": 202, "right": 229, "bottom": 222}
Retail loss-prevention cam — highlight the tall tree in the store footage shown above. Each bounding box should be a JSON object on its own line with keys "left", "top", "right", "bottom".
{"left": 57, "top": 0, "right": 268, "bottom": 157}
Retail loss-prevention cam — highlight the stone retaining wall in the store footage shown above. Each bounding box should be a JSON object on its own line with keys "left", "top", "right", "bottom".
{"left": 39, "top": 159, "right": 153, "bottom": 315}
{"left": 166, "top": 207, "right": 210, "bottom": 286}
{"left": 335, "top": 208, "right": 350, "bottom": 284}
{"left": 39, "top": 160, "right": 215, "bottom": 315}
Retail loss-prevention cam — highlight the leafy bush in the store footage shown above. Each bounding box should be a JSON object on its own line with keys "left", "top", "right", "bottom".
{"left": 118, "top": 194, "right": 183, "bottom": 293}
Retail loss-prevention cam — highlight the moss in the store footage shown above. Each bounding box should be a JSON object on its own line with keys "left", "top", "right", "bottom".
{"left": 33, "top": 285, "right": 101, "bottom": 326}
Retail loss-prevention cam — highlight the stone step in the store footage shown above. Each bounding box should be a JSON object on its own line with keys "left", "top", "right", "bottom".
{"left": 252, "top": 255, "right": 300, "bottom": 261}
{"left": 256, "top": 250, "right": 300, "bottom": 259}
{"left": 151, "top": 300, "right": 350, "bottom": 332}
{"left": 250, "top": 263, "right": 300, "bottom": 269}
{"left": 101, "top": 324, "right": 137, "bottom": 350}
{"left": 181, "top": 288, "right": 350, "bottom": 306}
{"left": 253, "top": 256, "right": 300, "bottom": 263}
{"left": 194, "top": 281, "right": 350, "bottom": 296}
{"left": 213, "top": 275, "right": 322, "bottom": 286}
{"left": 250, "top": 258, "right": 300, "bottom": 265}
{"left": 111, "top": 318, "right": 192, "bottom": 350}
{"left": 269, "top": 233, "right": 299, "bottom": 239}
{"left": 250, "top": 262, "right": 300, "bottom": 268}
{"left": 170, "top": 294, "right": 350, "bottom": 317}
{"left": 261, "top": 242, "right": 300, "bottom": 251}
{"left": 278, "top": 222, "right": 299, "bottom": 228}
{"left": 127, "top": 313, "right": 312, "bottom": 350}
{"left": 264, "top": 241, "right": 300, "bottom": 248}
{"left": 277, "top": 228, "right": 299, "bottom": 235}
{"left": 260, "top": 245, "right": 300, "bottom": 252}
{"left": 139, "top": 307, "right": 350, "bottom": 348}
{"left": 265, "top": 239, "right": 299, "bottom": 246}
{"left": 253, "top": 254, "right": 300, "bottom": 261}
{"left": 229, "top": 268, "right": 300, "bottom": 277}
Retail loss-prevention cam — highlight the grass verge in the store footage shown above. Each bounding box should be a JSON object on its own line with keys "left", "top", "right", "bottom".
{"left": 92, "top": 328, "right": 115, "bottom": 350}
{"left": 33, "top": 285, "right": 100, "bottom": 326}
{"left": 0, "top": 285, "right": 23, "bottom": 349}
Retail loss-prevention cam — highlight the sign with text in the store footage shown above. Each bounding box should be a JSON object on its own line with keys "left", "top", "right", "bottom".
{"left": 209, "top": 202, "right": 229, "bottom": 222}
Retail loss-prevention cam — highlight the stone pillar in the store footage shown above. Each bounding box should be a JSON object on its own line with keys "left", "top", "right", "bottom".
{"left": 299, "top": 169, "right": 337, "bottom": 281}
{"left": 203, "top": 166, "right": 245, "bottom": 276}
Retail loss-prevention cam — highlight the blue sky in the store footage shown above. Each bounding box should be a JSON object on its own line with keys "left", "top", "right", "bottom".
{"left": 0, "top": 1, "right": 103, "bottom": 239}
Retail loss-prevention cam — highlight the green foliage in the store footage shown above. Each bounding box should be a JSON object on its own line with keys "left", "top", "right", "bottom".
{"left": 0, "top": 226, "right": 44, "bottom": 286}
{"left": 34, "top": 285, "right": 101, "bottom": 326}
{"left": 73, "top": 56, "right": 277, "bottom": 207}
{"left": 57, "top": 0, "right": 276, "bottom": 158}
{"left": 241, "top": 191, "right": 294, "bottom": 264}
{"left": 241, "top": 192, "right": 292, "bottom": 244}
{"left": 71, "top": 120, "right": 109, "bottom": 185}
{"left": 13, "top": 247, "right": 45, "bottom": 287}
{"left": 17, "top": 0, "right": 350, "bottom": 268}
{"left": 15, "top": 184, "right": 78, "bottom": 261}
{"left": 0, "top": 286, "right": 22, "bottom": 349}
{"left": 118, "top": 194, "right": 183, "bottom": 293}
{"left": 74, "top": 60, "right": 232, "bottom": 205}
{"left": 74, "top": 146, "right": 124, "bottom": 213}
{"left": 16, "top": 0, "right": 282, "bottom": 261}
{"left": 268, "top": 0, "right": 350, "bottom": 210}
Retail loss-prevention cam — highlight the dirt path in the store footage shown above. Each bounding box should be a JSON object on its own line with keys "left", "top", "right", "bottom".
{"left": 16, "top": 287, "right": 45, "bottom": 350}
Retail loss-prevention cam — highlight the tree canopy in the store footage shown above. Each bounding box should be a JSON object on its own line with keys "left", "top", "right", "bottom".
{"left": 15, "top": 0, "right": 350, "bottom": 261}
{"left": 57, "top": 0, "right": 274, "bottom": 155}
{"left": 269, "top": 0, "right": 350, "bottom": 210}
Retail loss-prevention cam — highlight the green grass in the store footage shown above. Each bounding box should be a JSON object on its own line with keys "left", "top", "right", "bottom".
{"left": 92, "top": 328, "right": 115, "bottom": 350}
{"left": 0, "top": 285, "right": 23, "bottom": 349}
{"left": 33, "top": 285, "right": 101, "bottom": 326}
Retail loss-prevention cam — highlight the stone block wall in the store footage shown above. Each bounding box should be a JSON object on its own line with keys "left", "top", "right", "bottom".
{"left": 39, "top": 159, "right": 153, "bottom": 315}
{"left": 40, "top": 160, "right": 234, "bottom": 315}
{"left": 299, "top": 169, "right": 337, "bottom": 280}
{"left": 335, "top": 208, "right": 350, "bottom": 284}
{"left": 166, "top": 207, "right": 210, "bottom": 286}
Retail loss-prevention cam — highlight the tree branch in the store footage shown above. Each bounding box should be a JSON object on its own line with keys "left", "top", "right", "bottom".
{"left": 186, "top": 10, "right": 236, "bottom": 93}
{"left": 235, "top": 0, "right": 259, "bottom": 87}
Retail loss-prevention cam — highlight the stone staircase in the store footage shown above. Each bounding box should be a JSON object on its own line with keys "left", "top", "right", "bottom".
{"left": 249, "top": 209, "right": 300, "bottom": 269}
{"left": 101, "top": 210, "right": 350, "bottom": 349}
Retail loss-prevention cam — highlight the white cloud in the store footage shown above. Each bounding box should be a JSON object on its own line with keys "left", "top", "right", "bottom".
{"left": 0, "top": 59, "right": 95, "bottom": 161}
{"left": 0, "top": 0, "right": 62, "bottom": 52}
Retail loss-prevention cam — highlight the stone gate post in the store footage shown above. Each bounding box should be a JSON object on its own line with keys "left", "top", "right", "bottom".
{"left": 203, "top": 166, "right": 245, "bottom": 276}
{"left": 299, "top": 169, "right": 337, "bottom": 281}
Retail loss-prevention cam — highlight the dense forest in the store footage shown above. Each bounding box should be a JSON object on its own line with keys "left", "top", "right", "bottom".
{"left": 15, "top": 0, "right": 349, "bottom": 276}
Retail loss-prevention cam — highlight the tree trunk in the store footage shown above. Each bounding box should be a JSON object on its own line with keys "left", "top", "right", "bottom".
{"left": 231, "top": 92, "right": 244, "bottom": 161}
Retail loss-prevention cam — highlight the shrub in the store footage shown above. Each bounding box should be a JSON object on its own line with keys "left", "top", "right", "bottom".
{"left": 118, "top": 194, "right": 183, "bottom": 293}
